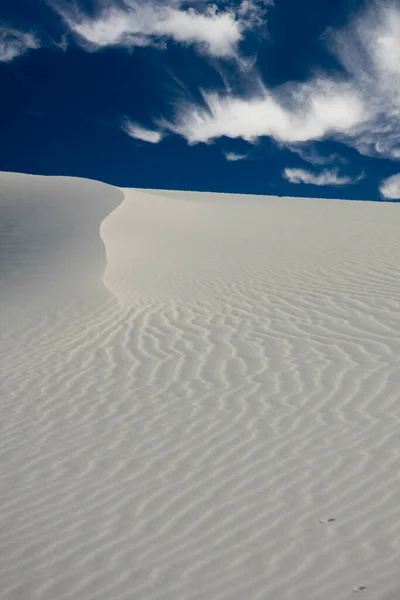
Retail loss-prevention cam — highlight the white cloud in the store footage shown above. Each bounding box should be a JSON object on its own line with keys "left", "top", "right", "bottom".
{"left": 237, "top": 0, "right": 274, "bottom": 30}
{"left": 0, "top": 26, "right": 40, "bottom": 62}
{"left": 283, "top": 168, "right": 364, "bottom": 186}
{"left": 379, "top": 173, "right": 400, "bottom": 199}
{"left": 287, "top": 144, "right": 346, "bottom": 166}
{"left": 166, "top": 79, "right": 366, "bottom": 144}
{"left": 224, "top": 151, "right": 248, "bottom": 161}
{"left": 152, "top": 6, "right": 242, "bottom": 57}
{"left": 122, "top": 119, "right": 163, "bottom": 143}
{"left": 159, "top": 2, "right": 400, "bottom": 162}
{"left": 49, "top": 1, "right": 399, "bottom": 166}
{"left": 329, "top": 2, "right": 400, "bottom": 159}
{"left": 51, "top": 1, "right": 245, "bottom": 57}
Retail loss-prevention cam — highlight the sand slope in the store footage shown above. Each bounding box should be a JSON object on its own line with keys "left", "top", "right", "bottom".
{"left": 1, "top": 173, "right": 400, "bottom": 600}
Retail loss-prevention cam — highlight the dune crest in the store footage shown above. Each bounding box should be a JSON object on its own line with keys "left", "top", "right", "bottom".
{"left": 1, "top": 174, "right": 400, "bottom": 600}
{"left": 0, "top": 172, "right": 124, "bottom": 315}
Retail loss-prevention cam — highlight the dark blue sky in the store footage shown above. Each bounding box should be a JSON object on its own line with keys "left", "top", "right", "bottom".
{"left": 1, "top": 0, "right": 399, "bottom": 200}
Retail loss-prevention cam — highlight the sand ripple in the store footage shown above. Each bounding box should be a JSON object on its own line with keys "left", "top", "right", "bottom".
{"left": 1, "top": 179, "right": 400, "bottom": 599}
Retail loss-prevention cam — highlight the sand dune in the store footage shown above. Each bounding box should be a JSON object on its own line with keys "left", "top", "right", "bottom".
{"left": 1, "top": 172, "right": 400, "bottom": 600}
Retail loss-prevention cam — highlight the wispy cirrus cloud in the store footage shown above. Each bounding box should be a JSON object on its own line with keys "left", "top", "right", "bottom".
{"left": 224, "top": 151, "right": 248, "bottom": 161}
{"left": 165, "top": 79, "right": 367, "bottom": 144}
{"left": 283, "top": 168, "right": 364, "bottom": 186}
{"left": 287, "top": 144, "right": 347, "bottom": 166}
{"left": 161, "top": 2, "right": 399, "bottom": 164}
{"left": 379, "top": 173, "right": 400, "bottom": 199}
{"left": 0, "top": 26, "right": 40, "bottom": 62}
{"left": 122, "top": 119, "right": 164, "bottom": 143}
{"left": 329, "top": 2, "right": 400, "bottom": 160}
{"left": 237, "top": 0, "right": 274, "bottom": 31}
{"left": 50, "top": 0, "right": 253, "bottom": 58}
{"left": 47, "top": 0, "right": 398, "bottom": 184}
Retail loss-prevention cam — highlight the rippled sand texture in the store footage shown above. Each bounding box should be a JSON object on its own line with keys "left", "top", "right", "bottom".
{"left": 1, "top": 173, "right": 400, "bottom": 600}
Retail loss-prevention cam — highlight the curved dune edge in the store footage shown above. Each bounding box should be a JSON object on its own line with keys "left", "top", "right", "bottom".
{"left": 0, "top": 171, "right": 124, "bottom": 314}
{"left": 1, "top": 173, "right": 400, "bottom": 600}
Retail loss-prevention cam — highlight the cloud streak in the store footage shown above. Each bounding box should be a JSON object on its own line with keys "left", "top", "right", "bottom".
{"left": 165, "top": 79, "right": 366, "bottom": 144}
{"left": 287, "top": 144, "right": 347, "bottom": 166}
{"left": 0, "top": 26, "right": 40, "bottom": 62}
{"left": 51, "top": 1, "right": 248, "bottom": 58}
{"left": 224, "top": 151, "right": 248, "bottom": 161}
{"left": 122, "top": 119, "right": 163, "bottom": 143}
{"left": 379, "top": 173, "right": 400, "bottom": 199}
{"left": 283, "top": 168, "right": 364, "bottom": 186}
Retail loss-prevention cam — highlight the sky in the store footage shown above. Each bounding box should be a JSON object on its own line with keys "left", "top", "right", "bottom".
{"left": 1, "top": 0, "right": 399, "bottom": 200}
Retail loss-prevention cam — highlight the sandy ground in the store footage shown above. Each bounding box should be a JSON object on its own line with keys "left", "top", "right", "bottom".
{"left": 1, "top": 172, "right": 400, "bottom": 600}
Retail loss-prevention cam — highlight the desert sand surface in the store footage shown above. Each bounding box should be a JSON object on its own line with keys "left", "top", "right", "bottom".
{"left": 1, "top": 171, "right": 400, "bottom": 600}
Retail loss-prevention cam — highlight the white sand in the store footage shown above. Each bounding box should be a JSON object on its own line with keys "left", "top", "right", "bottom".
{"left": 1, "top": 172, "right": 400, "bottom": 600}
